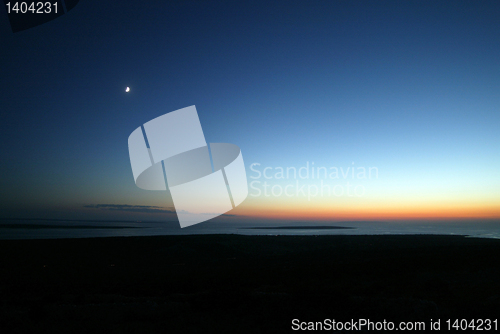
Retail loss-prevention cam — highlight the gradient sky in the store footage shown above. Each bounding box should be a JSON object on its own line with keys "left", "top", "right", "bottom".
{"left": 0, "top": 0, "right": 499, "bottom": 222}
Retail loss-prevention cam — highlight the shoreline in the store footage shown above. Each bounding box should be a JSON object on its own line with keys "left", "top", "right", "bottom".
{"left": 1, "top": 232, "right": 497, "bottom": 242}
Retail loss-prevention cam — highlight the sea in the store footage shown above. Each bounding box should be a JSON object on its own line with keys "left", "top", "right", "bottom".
{"left": 1, "top": 218, "right": 499, "bottom": 240}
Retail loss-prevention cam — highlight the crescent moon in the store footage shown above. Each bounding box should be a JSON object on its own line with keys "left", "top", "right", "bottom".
{"left": 125, "top": 87, "right": 130, "bottom": 93}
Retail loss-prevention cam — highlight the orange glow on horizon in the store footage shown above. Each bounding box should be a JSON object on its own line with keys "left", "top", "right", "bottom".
{"left": 232, "top": 200, "right": 500, "bottom": 221}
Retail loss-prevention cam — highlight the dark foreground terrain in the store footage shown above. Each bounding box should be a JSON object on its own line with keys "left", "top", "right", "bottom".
{"left": 0, "top": 235, "right": 499, "bottom": 333}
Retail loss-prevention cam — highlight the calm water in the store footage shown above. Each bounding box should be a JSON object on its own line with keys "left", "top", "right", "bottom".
{"left": 1, "top": 219, "right": 499, "bottom": 240}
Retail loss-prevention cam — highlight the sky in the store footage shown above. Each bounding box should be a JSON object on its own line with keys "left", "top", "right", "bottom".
{"left": 0, "top": 0, "right": 499, "bottom": 223}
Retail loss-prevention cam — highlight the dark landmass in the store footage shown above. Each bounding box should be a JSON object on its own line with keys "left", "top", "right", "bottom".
{"left": 0, "top": 235, "right": 499, "bottom": 333}
{"left": 244, "top": 226, "right": 355, "bottom": 230}
{"left": 0, "top": 224, "right": 141, "bottom": 229}
{"left": 1, "top": 218, "right": 148, "bottom": 223}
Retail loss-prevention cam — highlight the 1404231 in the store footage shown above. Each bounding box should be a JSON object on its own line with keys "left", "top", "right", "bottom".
{"left": 5, "top": 2, "right": 59, "bottom": 14}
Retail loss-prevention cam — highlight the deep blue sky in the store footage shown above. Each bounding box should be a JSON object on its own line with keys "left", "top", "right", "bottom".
{"left": 0, "top": 1, "right": 498, "bottom": 221}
